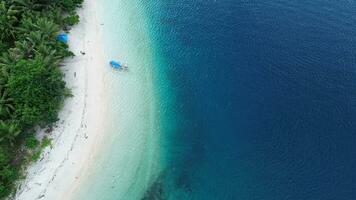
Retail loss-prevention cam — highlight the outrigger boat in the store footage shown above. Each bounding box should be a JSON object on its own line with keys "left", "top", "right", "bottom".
{"left": 109, "top": 60, "right": 128, "bottom": 71}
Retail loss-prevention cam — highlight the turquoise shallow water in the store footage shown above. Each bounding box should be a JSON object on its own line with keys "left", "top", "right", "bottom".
{"left": 76, "top": 0, "right": 356, "bottom": 199}
{"left": 73, "top": 0, "right": 166, "bottom": 199}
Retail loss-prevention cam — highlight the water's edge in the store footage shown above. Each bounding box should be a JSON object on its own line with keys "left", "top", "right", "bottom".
{"left": 72, "top": 0, "right": 169, "bottom": 199}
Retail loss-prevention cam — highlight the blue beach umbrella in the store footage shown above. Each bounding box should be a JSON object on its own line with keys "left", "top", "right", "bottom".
{"left": 57, "top": 34, "right": 69, "bottom": 43}
{"left": 110, "top": 60, "right": 122, "bottom": 69}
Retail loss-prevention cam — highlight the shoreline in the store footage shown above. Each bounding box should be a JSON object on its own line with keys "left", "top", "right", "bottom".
{"left": 14, "top": 0, "right": 108, "bottom": 199}
{"left": 70, "top": 0, "right": 163, "bottom": 199}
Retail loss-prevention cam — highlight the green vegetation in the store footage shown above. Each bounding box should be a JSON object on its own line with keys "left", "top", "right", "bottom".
{"left": 29, "top": 136, "right": 52, "bottom": 162}
{"left": 0, "top": 0, "right": 83, "bottom": 198}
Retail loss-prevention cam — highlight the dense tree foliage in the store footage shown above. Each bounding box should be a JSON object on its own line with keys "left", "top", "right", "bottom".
{"left": 0, "top": 0, "right": 82, "bottom": 198}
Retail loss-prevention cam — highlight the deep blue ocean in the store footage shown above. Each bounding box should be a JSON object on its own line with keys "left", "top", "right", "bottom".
{"left": 143, "top": 0, "right": 356, "bottom": 199}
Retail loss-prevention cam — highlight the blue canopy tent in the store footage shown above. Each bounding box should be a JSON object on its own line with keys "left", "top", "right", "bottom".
{"left": 110, "top": 60, "right": 122, "bottom": 69}
{"left": 57, "top": 34, "right": 69, "bottom": 43}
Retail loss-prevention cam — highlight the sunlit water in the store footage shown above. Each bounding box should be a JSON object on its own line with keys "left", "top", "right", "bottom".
{"left": 76, "top": 0, "right": 356, "bottom": 199}
{"left": 74, "top": 1, "right": 164, "bottom": 199}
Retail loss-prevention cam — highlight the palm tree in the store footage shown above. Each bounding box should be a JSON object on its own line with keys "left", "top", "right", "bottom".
{"left": 33, "top": 18, "right": 59, "bottom": 39}
{"left": 33, "top": 43, "right": 62, "bottom": 65}
{"left": 17, "top": 15, "right": 59, "bottom": 41}
{"left": 0, "top": 53, "right": 16, "bottom": 80}
{"left": 46, "top": 7, "right": 64, "bottom": 26}
{"left": 11, "top": 0, "right": 44, "bottom": 12}
{"left": 0, "top": 41, "right": 8, "bottom": 52}
{"left": 0, "top": 2, "right": 19, "bottom": 41}
{"left": 25, "top": 31, "right": 44, "bottom": 46}
{"left": 11, "top": 40, "right": 35, "bottom": 59}
{"left": 0, "top": 86, "right": 15, "bottom": 119}
{"left": 0, "top": 121, "right": 21, "bottom": 146}
{"left": 15, "top": 15, "right": 34, "bottom": 37}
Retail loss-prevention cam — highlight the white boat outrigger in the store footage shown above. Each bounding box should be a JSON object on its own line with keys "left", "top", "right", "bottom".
{"left": 109, "top": 60, "right": 128, "bottom": 71}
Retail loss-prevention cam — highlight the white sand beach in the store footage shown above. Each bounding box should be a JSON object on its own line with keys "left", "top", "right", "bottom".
{"left": 14, "top": 0, "right": 108, "bottom": 199}
{"left": 68, "top": 0, "right": 162, "bottom": 199}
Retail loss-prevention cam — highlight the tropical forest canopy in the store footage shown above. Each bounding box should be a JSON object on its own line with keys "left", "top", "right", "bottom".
{"left": 0, "top": 0, "right": 83, "bottom": 198}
